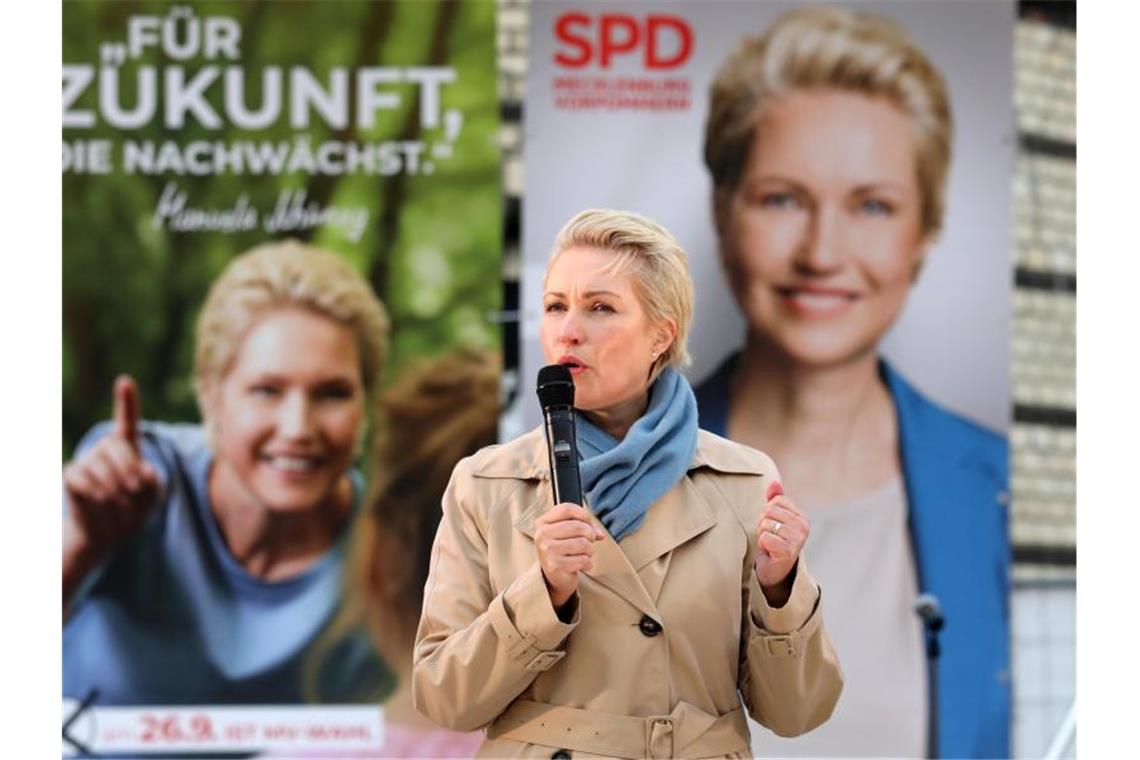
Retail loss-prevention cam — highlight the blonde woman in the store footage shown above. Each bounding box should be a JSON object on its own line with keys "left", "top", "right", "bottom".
{"left": 413, "top": 209, "right": 842, "bottom": 758}
{"left": 63, "top": 240, "right": 392, "bottom": 706}
{"left": 696, "top": 7, "right": 1009, "bottom": 757}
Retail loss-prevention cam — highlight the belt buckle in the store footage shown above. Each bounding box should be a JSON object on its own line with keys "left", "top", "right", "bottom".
{"left": 645, "top": 714, "right": 675, "bottom": 758}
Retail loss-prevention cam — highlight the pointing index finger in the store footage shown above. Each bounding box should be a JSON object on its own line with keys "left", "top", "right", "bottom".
{"left": 113, "top": 374, "right": 141, "bottom": 453}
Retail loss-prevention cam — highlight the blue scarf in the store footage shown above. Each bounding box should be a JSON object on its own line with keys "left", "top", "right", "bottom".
{"left": 574, "top": 367, "right": 699, "bottom": 542}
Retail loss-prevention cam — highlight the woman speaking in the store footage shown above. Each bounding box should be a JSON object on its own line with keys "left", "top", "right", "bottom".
{"left": 413, "top": 209, "right": 842, "bottom": 757}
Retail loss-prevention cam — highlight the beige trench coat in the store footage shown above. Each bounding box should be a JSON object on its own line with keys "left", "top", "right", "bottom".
{"left": 413, "top": 427, "right": 843, "bottom": 759}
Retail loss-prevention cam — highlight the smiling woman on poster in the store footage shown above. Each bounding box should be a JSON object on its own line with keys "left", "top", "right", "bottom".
{"left": 62, "top": 241, "right": 391, "bottom": 705}
{"left": 413, "top": 209, "right": 842, "bottom": 758}
{"left": 694, "top": 7, "right": 1010, "bottom": 758}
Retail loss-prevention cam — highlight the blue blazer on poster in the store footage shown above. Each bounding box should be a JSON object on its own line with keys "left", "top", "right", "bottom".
{"left": 695, "top": 356, "right": 1011, "bottom": 759}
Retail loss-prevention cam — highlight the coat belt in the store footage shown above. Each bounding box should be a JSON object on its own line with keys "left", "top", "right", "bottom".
{"left": 486, "top": 699, "right": 750, "bottom": 758}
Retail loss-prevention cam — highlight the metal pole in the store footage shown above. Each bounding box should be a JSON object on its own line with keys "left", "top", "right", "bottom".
{"left": 1043, "top": 699, "right": 1077, "bottom": 760}
{"left": 925, "top": 626, "right": 940, "bottom": 760}
{"left": 915, "top": 594, "right": 944, "bottom": 760}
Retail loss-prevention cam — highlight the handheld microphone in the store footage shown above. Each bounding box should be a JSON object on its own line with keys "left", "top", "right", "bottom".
{"left": 536, "top": 365, "right": 583, "bottom": 506}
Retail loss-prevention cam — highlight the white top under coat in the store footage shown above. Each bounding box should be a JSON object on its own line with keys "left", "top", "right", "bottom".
{"left": 748, "top": 476, "right": 927, "bottom": 758}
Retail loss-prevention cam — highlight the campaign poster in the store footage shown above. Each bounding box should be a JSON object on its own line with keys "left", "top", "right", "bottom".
{"left": 62, "top": 1, "right": 500, "bottom": 756}
{"left": 521, "top": 1, "right": 1013, "bottom": 434}
{"left": 524, "top": 2, "right": 1014, "bottom": 758}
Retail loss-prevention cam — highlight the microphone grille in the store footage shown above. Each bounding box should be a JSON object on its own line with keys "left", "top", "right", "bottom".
{"left": 537, "top": 364, "right": 574, "bottom": 408}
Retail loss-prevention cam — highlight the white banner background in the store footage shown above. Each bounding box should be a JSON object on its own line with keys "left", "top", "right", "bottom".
{"left": 62, "top": 702, "right": 384, "bottom": 756}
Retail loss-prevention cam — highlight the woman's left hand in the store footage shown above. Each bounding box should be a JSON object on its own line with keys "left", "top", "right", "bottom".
{"left": 755, "top": 481, "right": 810, "bottom": 604}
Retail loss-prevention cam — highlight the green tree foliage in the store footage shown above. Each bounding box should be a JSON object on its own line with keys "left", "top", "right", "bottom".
{"left": 62, "top": 0, "right": 502, "bottom": 456}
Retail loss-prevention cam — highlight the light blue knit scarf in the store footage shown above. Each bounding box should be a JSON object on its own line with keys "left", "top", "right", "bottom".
{"left": 574, "top": 367, "right": 699, "bottom": 542}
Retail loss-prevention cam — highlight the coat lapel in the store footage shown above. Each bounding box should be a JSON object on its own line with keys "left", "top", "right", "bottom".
{"left": 884, "top": 361, "right": 1011, "bottom": 759}
{"left": 514, "top": 489, "right": 660, "bottom": 620}
{"left": 618, "top": 475, "right": 716, "bottom": 572}
{"left": 506, "top": 427, "right": 718, "bottom": 620}
{"left": 585, "top": 526, "right": 660, "bottom": 618}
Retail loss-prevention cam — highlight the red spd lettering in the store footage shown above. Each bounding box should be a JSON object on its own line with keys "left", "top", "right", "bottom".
{"left": 554, "top": 12, "right": 592, "bottom": 67}
{"left": 646, "top": 15, "right": 692, "bottom": 69}
{"left": 553, "top": 12, "right": 693, "bottom": 70}
{"left": 599, "top": 14, "right": 639, "bottom": 68}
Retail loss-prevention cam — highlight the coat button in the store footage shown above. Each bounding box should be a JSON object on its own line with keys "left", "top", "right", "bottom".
{"left": 552, "top": 751, "right": 571, "bottom": 760}
{"left": 639, "top": 615, "right": 662, "bottom": 637}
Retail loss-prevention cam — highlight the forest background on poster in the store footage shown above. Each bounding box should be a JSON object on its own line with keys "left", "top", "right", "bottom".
{"left": 63, "top": 0, "right": 502, "bottom": 457}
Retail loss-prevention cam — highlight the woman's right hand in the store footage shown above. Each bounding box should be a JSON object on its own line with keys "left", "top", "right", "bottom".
{"left": 533, "top": 503, "right": 605, "bottom": 610}
{"left": 63, "top": 375, "right": 160, "bottom": 571}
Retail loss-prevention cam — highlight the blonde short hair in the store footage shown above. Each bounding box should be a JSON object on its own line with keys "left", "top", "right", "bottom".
{"left": 548, "top": 209, "right": 693, "bottom": 379}
{"left": 704, "top": 6, "right": 952, "bottom": 235}
{"left": 194, "top": 239, "right": 390, "bottom": 422}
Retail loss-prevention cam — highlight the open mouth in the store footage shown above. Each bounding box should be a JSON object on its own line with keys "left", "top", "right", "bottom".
{"left": 558, "top": 356, "right": 587, "bottom": 374}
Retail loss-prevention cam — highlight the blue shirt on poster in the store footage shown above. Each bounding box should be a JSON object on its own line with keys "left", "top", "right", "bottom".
{"left": 695, "top": 354, "right": 1011, "bottom": 760}
{"left": 63, "top": 421, "right": 391, "bottom": 706}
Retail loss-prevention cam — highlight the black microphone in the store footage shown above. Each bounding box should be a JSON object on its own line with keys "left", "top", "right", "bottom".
{"left": 536, "top": 365, "right": 583, "bottom": 506}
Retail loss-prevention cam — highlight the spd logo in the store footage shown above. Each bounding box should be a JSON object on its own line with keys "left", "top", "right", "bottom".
{"left": 553, "top": 12, "right": 693, "bottom": 70}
